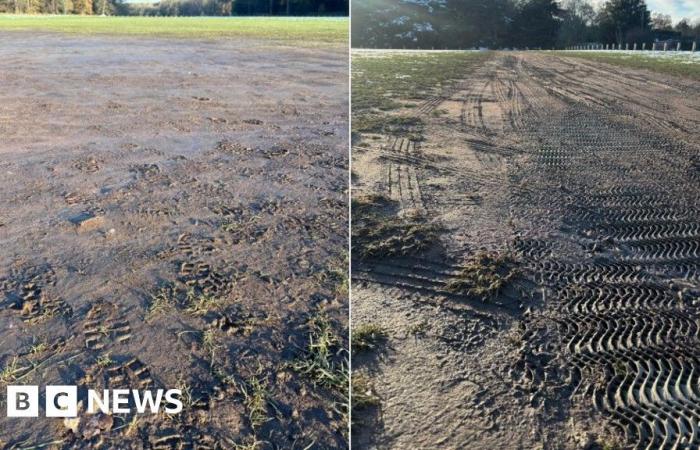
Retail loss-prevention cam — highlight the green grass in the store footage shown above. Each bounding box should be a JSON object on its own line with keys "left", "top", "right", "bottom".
{"left": 237, "top": 372, "right": 272, "bottom": 430}
{"left": 555, "top": 51, "right": 700, "bottom": 81}
{"left": 352, "top": 50, "right": 492, "bottom": 133}
{"left": 0, "top": 15, "right": 348, "bottom": 44}
{"left": 290, "top": 313, "right": 349, "bottom": 419}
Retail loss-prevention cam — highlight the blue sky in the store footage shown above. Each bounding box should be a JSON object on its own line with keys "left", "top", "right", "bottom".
{"left": 591, "top": 0, "right": 700, "bottom": 22}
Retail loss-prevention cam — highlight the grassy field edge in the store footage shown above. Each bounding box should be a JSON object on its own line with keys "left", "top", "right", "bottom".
{"left": 0, "top": 15, "right": 348, "bottom": 44}
{"left": 554, "top": 51, "right": 700, "bottom": 81}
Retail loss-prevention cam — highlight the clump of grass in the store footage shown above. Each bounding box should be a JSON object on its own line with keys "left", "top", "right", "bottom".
{"left": 352, "top": 194, "right": 440, "bottom": 260}
{"left": 408, "top": 321, "right": 428, "bottom": 336}
{"left": 445, "top": 251, "right": 518, "bottom": 301}
{"left": 352, "top": 114, "right": 424, "bottom": 137}
{"left": 599, "top": 441, "right": 622, "bottom": 450}
{"left": 351, "top": 372, "right": 380, "bottom": 419}
{"left": 186, "top": 291, "right": 222, "bottom": 316}
{"left": 146, "top": 286, "right": 176, "bottom": 321}
{"left": 354, "top": 217, "right": 441, "bottom": 260}
{"left": 352, "top": 324, "right": 387, "bottom": 352}
{"left": 176, "top": 379, "right": 196, "bottom": 410}
{"left": 318, "top": 252, "right": 349, "bottom": 296}
{"left": 292, "top": 315, "right": 348, "bottom": 391}
{"left": 231, "top": 438, "right": 264, "bottom": 450}
{"left": 291, "top": 313, "right": 349, "bottom": 422}
{"left": 96, "top": 353, "right": 114, "bottom": 368}
{"left": 237, "top": 374, "right": 271, "bottom": 430}
{"left": 351, "top": 371, "right": 381, "bottom": 429}
{"left": 0, "top": 357, "right": 21, "bottom": 384}
{"left": 29, "top": 341, "right": 49, "bottom": 355}
{"left": 201, "top": 328, "right": 220, "bottom": 368}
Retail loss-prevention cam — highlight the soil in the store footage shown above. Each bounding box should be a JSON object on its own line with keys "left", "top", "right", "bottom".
{"left": 0, "top": 33, "right": 348, "bottom": 449}
{"left": 351, "top": 53, "right": 700, "bottom": 449}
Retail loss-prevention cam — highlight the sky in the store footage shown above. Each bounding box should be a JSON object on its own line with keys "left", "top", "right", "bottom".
{"left": 590, "top": 0, "right": 700, "bottom": 22}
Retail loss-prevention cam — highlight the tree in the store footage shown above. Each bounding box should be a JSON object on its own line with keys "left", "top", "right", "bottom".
{"left": 509, "top": 0, "right": 562, "bottom": 49}
{"left": 673, "top": 18, "right": 697, "bottom": 38}
{"left": 557, "top": 0, "right": 597, "bottom": 47}
{"left": 598, "top": 0, "right": 651, "bottom": 44}
{"left": 72, "top": 0, "right": 92, "bottom": 14}
{"left": 651, "top": 12, "right": 672, "bottom": 30}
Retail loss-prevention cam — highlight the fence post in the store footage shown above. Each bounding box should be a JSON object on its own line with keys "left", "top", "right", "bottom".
{"left": 693, "top": 42, "right": 697, "bottom": 52}
{"left": 677, "top": 42, "right": 681, "bottom": 51}
{"left": 642, "top": 42, "right": 646, "bottom": 50}
{"left": 663, "top": 42, "right": 668, "bottom": 51}
{"left": 633, "top": 43, "right": 637, "bottom": 51}
{"left": 625, "top": 43, "right": 629, "bottom": 50}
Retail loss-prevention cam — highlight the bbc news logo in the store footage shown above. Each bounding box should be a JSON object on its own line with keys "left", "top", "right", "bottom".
{"left": 6, "top": 386, "right": 183, "bottom": 417}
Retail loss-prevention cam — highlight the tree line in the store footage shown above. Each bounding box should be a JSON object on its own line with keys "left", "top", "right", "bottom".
{"left": 352, "top": 0, "right": 700, "bottom": 49}
{"left": 0, "top": 0, "right": 347, "bottom": 16}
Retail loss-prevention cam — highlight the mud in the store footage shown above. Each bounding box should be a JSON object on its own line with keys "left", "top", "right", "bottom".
{"left": 0, "top": 33, "right": 348, "bottom": 448}
{"left": 351, "top": 53, "right": 699, "bottom": 449}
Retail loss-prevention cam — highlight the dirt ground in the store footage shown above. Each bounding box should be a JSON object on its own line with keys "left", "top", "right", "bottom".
{"left": 351, "top": 52, "right": 700, "bottom": 449}
{"left": 0, "top": 33, "right": 348, "bottom": 449}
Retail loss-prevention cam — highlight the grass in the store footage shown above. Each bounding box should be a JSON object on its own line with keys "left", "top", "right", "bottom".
{"left": 318, "top": 252, "right": 349, "bottom": 296}
{"left": 186, "top": 291, "right": 222, "bottom": 316}
{"left": 292, "top": 314, "right": 348, "bottom": 390}
{"left": 352, "top": 194, "right": 441, "bottom": 260}
{"left": 445, "top": 251, "right": 518, "bottom": 301}
{"left": 237, "top": 372, "right": 272, "bottom": 430}
{"left": 29, "top": 341, "right": 49, "bottom": 355}
{"left": 354, "top": 218, "right": 439, "bottom": 259}
{"left": 352, "top": 50, "right": 492, "bottom": 133}
{"left": 351, "top": 373, "right": 379, "bottom": 409}
{"left": 352, "top": 199, "right": 439, "bottom": 260}
{"left": 351, "top": 373, "right": 380, "bottom": 421}
{"left": 352, "top": 114, "right": 425, "bottom": 139}
{"left": 291, "top": 313, "right": 349, "bottom": 417}
{"left": 0, "top": 357, "right": 21, "bottom": 384}
{"left": 201, "top": 328, "right": 221, "bottom": 368}
{"left": 96, "top": 353, "right": 114, "bottom": 368}
{"left": 351, "top": 324, "right": 387, "bottom": 352}
{"left": 0, "top": 15, "right": 348, "bottom": 45}
{"left": 146, "top": 286, "right": 176, "bottom": 321}
{"left": 555, "top": 51, "right": 700, "bottom": 81}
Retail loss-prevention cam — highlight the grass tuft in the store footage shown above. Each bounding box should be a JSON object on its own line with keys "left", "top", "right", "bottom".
{"left": 351, "top": 324, "right": 387, "bottom": 352}
{"left": 237, "top": 372, "right": 271, "bottom": 430}
{"left": 445, "top": 251, "right": 518, "bottom": 301}
{"left": 0, "top": 357, "right": 21, "bottom": 384}
{"left": 352, "top": 193, "right": 440, "bottom": 260}
{"left": 351, "top": 372, "right": 380, "bottom": 419}
{"left": 186, "top": 290, "right": 222, "bottom": 316}
{"left": 290, "top": 313, "right": 349, "bottom": 421}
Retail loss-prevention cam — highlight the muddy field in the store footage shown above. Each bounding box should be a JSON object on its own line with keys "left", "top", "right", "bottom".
{"left": 351, "top": 52, "right": 699, "bottom": 449}
{"left": 0, "top": 33, "right": 348, "bottom": 448}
